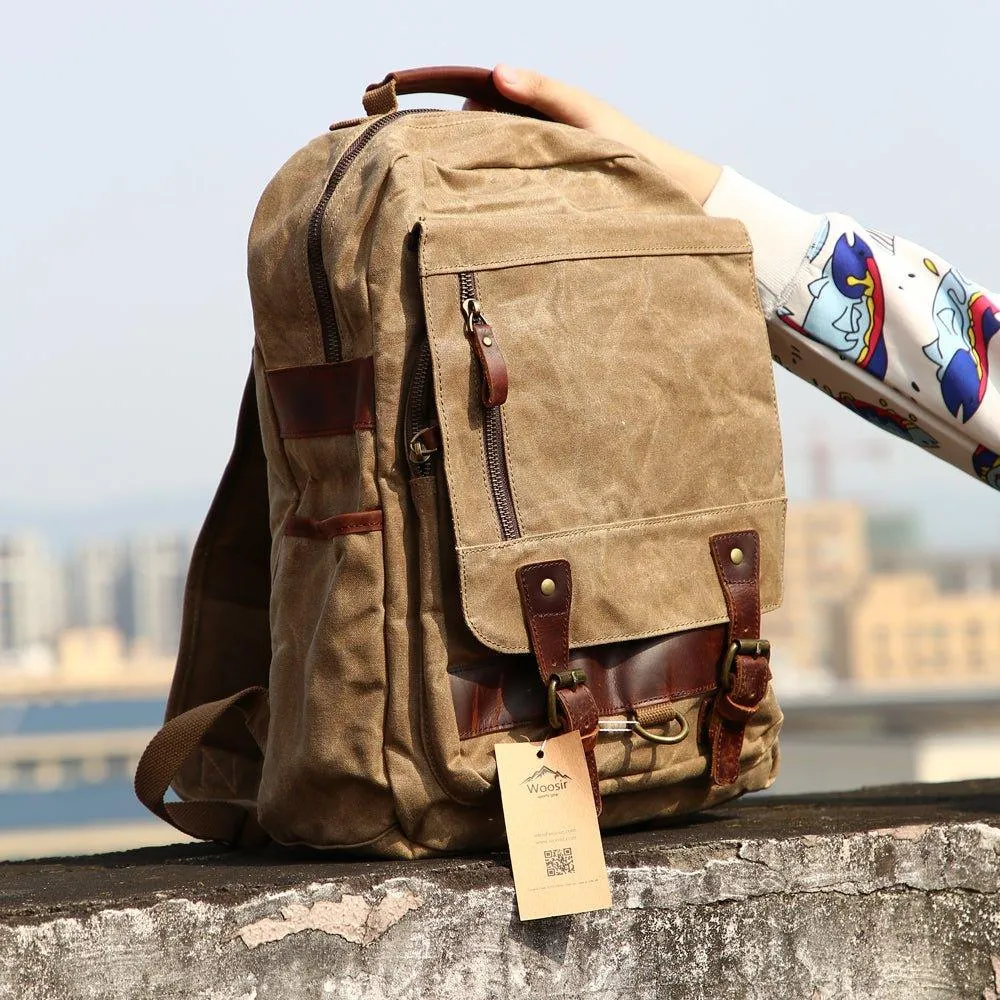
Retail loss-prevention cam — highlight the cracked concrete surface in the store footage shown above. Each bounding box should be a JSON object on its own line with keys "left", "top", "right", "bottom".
{"left": 4, "top": 780, "right": 1000, "bottom": 999}
{"left": 237, "top": 892, "right": 423, "bottom": 948}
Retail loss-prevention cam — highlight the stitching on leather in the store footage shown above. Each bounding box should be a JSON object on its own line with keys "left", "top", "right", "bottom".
{"left": 284, "top": 508, "right": 383, "bottom": 539}
{"left": 517, "top": 562, "right": 570, "bottom": 675}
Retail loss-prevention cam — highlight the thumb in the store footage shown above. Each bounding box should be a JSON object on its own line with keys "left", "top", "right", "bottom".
{"left": 491, "top": 65, "right": 600, "bottom": 128}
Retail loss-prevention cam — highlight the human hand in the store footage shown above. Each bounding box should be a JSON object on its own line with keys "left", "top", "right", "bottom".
{"left": 478, "top": 65, "right": 722, "bottom": 206}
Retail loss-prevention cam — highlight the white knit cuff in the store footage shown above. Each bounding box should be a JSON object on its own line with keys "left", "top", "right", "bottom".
{"left": 703, "top": 167, "right": 823, "bottom": 317}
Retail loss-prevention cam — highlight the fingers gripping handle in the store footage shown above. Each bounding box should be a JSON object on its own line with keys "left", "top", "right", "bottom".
{"left": 362, "top": 66, "right": 550, "bottom": 119}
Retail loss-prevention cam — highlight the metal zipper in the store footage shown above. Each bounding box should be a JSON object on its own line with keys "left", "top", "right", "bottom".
{"left": 404, "top": 339, "right": 437, "bottom": 476}
{"left": 459, "top": 272, "right": 521, "bottom": 540}
{"left": 307, "top": 108, "right": 430, "bottom": 364}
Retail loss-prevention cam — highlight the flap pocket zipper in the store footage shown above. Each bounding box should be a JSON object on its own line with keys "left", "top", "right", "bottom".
{"left": 459, "top": 271, "right": 520, "bottom": 540}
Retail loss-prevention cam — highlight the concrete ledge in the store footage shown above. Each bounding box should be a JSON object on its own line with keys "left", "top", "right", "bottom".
{"left": 4, "top": 781, "right": 1000, "bottom": 999}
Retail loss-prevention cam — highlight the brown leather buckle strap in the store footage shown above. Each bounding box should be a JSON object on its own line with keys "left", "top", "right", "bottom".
{"left": 706, "top": 530, "right": 771, "bottom": 786}
{"left": 515, "top": 560, "right": 601, "bottom": 814}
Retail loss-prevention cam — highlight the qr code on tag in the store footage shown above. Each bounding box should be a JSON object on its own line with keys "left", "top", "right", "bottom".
{"left": 544, "top": 847, "right": 575, "bottom": 878}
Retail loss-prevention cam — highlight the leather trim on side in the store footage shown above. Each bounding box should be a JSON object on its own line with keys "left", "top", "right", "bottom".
{"left": 267, "top": 357, "right": 374, "bottom": 439}
{"left": 450, "top": 624, "right": 725, "bottom": 739}
{"left": 285, "top": 508, "right": 383, "bottom": 540}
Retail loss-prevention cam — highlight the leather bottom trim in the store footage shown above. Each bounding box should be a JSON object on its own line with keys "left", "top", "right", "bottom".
{"left": 449, "top": 624, "right": 726, "bottom": 740}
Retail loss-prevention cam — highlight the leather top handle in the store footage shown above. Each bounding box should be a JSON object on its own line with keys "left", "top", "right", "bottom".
{"left": 362, "top": 66, "right": 550, "bottom": 120}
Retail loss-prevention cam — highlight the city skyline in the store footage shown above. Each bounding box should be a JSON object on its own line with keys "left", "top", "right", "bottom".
{"left": 4, "top": 2, "right": 1000, "bottom": 552}
{"left": 0, "top": 530, "right": 193, "bottom": 660}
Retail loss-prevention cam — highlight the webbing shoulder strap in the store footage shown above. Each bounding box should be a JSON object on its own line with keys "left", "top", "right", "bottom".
{"left": 134, "top": 686, "right": 270, "bottom": 846}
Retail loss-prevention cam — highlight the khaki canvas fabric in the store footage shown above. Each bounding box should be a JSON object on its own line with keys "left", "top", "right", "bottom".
{"left": 137, "top": 104, "right": 787, "bottom": 858}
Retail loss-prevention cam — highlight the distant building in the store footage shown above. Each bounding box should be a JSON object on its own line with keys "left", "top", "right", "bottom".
{"left": 119, "top": 536, "right": 192, "bottom": 655}
{"left": 764, "top": 500, "right": 868, "bottom": 675}
{"left": 846, "top": 573, "right": 1000, "bottom": 688}
{"left": 866, "top": 509, "right": 922, "bottom": 573}
{"left": 919, "top": 553, "right": 1000, "bottom": 596}
{"left": 0, "top": 534, "right": 63, "bottom": 653}
{"left": 66, "top": 540, "right": 125, "bottom": 631}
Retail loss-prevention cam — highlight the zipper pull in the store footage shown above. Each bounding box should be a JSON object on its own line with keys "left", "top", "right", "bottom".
{"left": 461, "top": 295, "right": 509, "bottom": 408}
{"left": 407, "top": 424, "right": 441, "bottom": 466}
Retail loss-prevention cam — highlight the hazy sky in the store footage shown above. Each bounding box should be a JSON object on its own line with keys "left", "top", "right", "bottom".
{"left": 3, "top": 1, "right": 999, "bottom": 548}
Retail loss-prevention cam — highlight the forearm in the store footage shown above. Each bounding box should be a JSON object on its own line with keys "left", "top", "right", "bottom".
{"left": 704, "top": 169, "right": 1000, "bottom": 490}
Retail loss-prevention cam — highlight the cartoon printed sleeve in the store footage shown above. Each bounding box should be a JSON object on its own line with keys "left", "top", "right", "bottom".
{"left": 704, "top": 167, "right": 1000, "bottom": 491}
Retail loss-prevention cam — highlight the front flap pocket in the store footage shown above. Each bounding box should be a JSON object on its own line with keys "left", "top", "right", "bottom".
{"left": 418, "top": 210, "right": 785, "bottom": 655}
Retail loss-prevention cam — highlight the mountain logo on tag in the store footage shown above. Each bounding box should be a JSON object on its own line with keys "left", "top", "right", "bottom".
{"left": 521, "top": 764, "right": 571, "bottom": 796}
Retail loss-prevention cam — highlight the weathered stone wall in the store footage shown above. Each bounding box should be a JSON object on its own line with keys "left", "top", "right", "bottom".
{"left": 3, "top": 781, "right": 1000, "bottom": 999}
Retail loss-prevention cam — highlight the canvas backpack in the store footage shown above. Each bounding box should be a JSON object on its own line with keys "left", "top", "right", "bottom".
{"left": 135, "top": 67, "right": 786, "bottom": 858}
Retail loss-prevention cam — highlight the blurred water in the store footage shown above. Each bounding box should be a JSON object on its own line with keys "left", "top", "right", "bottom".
{"left": 0, "top": 698, "right": 165, "bottom": 736}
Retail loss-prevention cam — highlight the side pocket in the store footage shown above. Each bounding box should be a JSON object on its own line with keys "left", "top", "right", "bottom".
{"left": 410, "top": 471, "right": 512, "bottom": 805}
{"left": 255, "top": 356, "right": 396, "bottom": 848}
{"left": 258, "top": 525, "right": 395, "bottom": 848}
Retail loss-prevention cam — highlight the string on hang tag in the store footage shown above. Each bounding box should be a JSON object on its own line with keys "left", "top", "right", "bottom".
{"left": 535, "top": 737, "right": 548, "bottom": 759}
{"left": 596, "top": 718, "right": 640, "bottom": 734}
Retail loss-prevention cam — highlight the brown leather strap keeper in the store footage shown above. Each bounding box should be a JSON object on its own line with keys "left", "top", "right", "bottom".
{"left": 285, "top": 508, "right": 383, "bottom": 540}
{"left": 267, "top": 357, "right": 374, "bottom": 438}
{"left": 515, "top": 560, "right": 601, "bottom": 813}
{"left": 706, "top": 530, "right": 771, "bottom": 786}
{"left": 362, "top": 66, "right": 551, "bottom": 120}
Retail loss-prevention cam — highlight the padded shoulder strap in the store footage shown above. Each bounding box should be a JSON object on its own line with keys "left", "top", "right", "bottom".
{"left": 167, "top": 365, "right": 272, "bottom": 725}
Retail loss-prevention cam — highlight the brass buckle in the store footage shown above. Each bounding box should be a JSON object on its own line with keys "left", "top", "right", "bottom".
{"left": 721, "top": 638, "right": 771, "bottom": 691}
{"left": 546, "top": 669, "right": 587, "bottom": 730}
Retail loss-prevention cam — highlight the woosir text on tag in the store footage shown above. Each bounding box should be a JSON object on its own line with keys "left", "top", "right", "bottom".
{"left": 495, "top": 730, "right": 612, "bottom": 921}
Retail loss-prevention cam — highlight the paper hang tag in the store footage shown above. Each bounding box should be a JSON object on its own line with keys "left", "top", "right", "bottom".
{"left": 495, "top": 730, "right": 612, "bottom": 921}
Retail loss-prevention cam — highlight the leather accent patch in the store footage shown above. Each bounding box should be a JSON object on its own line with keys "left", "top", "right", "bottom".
{"left": 706, "top": 530, "right": 770, "bottom": 786}
{"left": 285, "top": 508, "right": 383, "bottom": 540}
{"left": 267, "top": 357, "right": 374, "bottom": 439}
{"left": 469, "top": 320, "right": 509, "bottom": 407}
{"left": 450, "top": 625, "right": 725, "bottom": 739}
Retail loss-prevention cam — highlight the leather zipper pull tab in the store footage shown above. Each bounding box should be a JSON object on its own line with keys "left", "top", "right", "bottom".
{"left": 462, "top": 295, "right": 509, "bottom": 407}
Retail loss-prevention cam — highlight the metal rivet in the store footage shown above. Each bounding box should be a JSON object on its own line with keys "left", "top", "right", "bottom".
{"left": 540, "top": 578, "right": 556, "bottom": 596}
{"left": 730, "top": 547, "right": 744, "bottom": 566}
{"left": 482, "top": 336, "right": 493, "bottom": 347}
